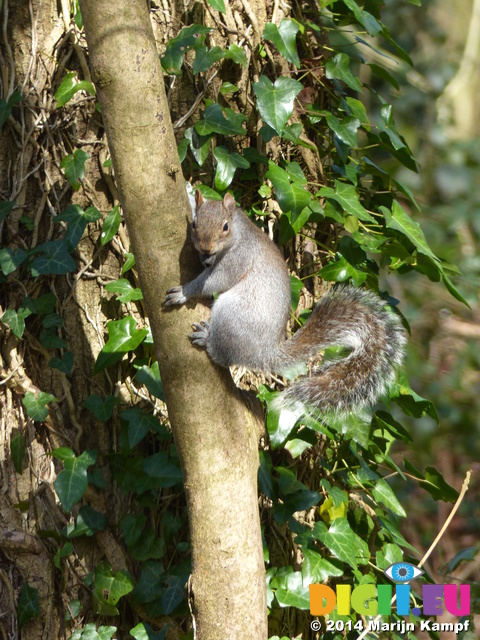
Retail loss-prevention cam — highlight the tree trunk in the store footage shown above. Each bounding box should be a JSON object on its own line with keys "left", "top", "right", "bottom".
{"left": 78, "top": 1, "right": 267, "bottom": 638}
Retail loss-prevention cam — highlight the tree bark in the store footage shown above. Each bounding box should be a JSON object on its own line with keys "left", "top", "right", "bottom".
{"left": 78, "top": 1, "right": 267, "bottom": 638}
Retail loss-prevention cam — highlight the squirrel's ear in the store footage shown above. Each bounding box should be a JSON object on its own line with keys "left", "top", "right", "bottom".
{"left": 223, "top": 193, "right": 236, "bottom": 216}
{"left": 195, "top": 190, "right": 204, "bottom": 209}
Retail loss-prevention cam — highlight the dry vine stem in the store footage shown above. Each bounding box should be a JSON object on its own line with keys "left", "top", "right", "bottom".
{"left": 355, "top": 469, "right": 472, "bottom": 640}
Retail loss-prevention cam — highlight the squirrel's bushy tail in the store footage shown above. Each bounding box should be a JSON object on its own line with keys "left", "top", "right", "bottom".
{"left": 276, "top": 287, "right": 406, "bottom": 416}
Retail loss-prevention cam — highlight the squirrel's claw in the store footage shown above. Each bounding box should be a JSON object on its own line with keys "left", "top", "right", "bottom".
{"left": 189, "top": 321, "right": 210, "bottom": 347}
{"left": 164, "top": 286, "right": 187, "bottom": 306}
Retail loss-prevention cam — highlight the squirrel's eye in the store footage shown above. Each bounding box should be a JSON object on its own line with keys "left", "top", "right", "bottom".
{"left": 223, "top": 221, "right": 229, "bottom": 232}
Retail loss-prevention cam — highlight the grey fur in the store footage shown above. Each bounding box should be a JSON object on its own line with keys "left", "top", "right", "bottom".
{"left": 164, "top": 193, "right": 406, "bottom": 417}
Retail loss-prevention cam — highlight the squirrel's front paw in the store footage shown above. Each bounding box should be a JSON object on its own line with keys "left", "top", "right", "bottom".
{"left": 164, "top": 286, "right": 187, "bottom": 306}
{"left": 189, "top": 321, "right": 210, "bottom": 347}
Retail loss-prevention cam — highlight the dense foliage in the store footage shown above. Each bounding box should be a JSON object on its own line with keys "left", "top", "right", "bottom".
{"left": 0, "top": 0, "right": 476, "bottom": 638}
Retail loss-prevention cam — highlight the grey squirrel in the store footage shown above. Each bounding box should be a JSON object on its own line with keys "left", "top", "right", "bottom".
{"left": 164, "top": 191, "right": 406, "bottom": 417}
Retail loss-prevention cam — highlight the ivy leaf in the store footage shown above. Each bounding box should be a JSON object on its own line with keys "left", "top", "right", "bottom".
{"left": 161, "top": 24, "right": 212, "bottom": 75}
{"left": 93, "top": 562, "right": 134, "bottom": 616}
{"left": 0, "top": 247, "right": 28, "bottom": 276}
{"left": 135, "top": 362, "right": 165, "bottom": 400}
{"left": 372, "top": 478, "right": 407, "bottom": 517}
{"left": 100, "top": 205, "right": 121, "bottom": 245}
{"left": 184, "top": 127, "right": 213, "bottom": 166}
{"left": 301, "top": 549, "right": 343, "bottom": 584}
{"left": 162, "top": 574, "right": 187, "bottom": 614}
{"left": 0, "top": 92, "right": 22, "bottom": 130}
{"left": 121, "top": 512, "right": 146, "bottom": 547}
{"left": 31, "top": 239, "right": 76, "bottom": 275}
{"left": 55, "top": 72, "right": 96, "bottom": 107}
{"left": 0, "top": 200, "right": 15, "bottom": 222}
{"left": 265, "top": 162, "right": 311, "bottom": 215}
{"left": 205, "top": 0, "right": 226, "bottom": 12}
{"left": 84, "top": 394, "right": 120, "bottom": 421}
{"left": 11, "top": 433, "right": 26, "bottom": 474}
{"left": 121, "top": 408, "right": 162, "bottom": 448}
{"left": 403, "top": 459, "right": 460, "bottom": 503}
{"left": 313, "top": 519, "right": 369, "bottom": 569}
{"left": 214, "top": 146, "right": 250, "bottom": 190}
{"left": 2, "top": 307, "right": 32, "bottom": 338}
{"left": 63, "top": 505, "right": 107, "bottom": 538}
{"left": 193, "top": 45, "right": 225, "bottom": 74}
{"left": 130, "top": 622, "right": 168, "bottom": 640}
{"left": 143, "top": 452, "right": 184, "bottom": 487}
{"left": 17, "top": 582, "right": 40, "bottom": 629}
{"left": 263, "top": 20, "right": 300, "bottom": 67}
{"left": 274, "top": 571, "right": 310, "bottom": 609}
{"left": 381, "top": 201, "right": 439, "bottom": 263}
{"left": 224, "top": 43, "right": 247, "bottom": 67}
{"left": 325, "top": 53, "right": 362, "bottom": 92}
{"left": 22, "top": 391, "right": 57, "bottom": 421}
{"left": 49, "top": 350, "right": 74, "bottom": 375}
{"left": 253, "top": 75, "right": 303, "bottom": 136}
{"left": 94, "top": 316, "right": 148, "bottom": 374}
{"left": 53, "top": 449, "right": 97, "bottom": 512}
{"left": 195, "top": 103, "right": 247, "bottom": 136}
{"left": 342, "top": 0, "right": 383, "bottom": 36}
{"left": 324, "top": 113, "right": 361, "bottom": 147}
{"left": 56, "top": 204, "right": 101, "bottom": 249}
{"left": 319, "top": 181, "right": 376, "bottom": 223}
{"left": 105, "top": 278, "right": 143, "bottom": 303}
{"left": 131, "top": 562, "right": 164, "bottom": 606}
{"left": 60, "top": 149, "right": 90, "bottom": 190}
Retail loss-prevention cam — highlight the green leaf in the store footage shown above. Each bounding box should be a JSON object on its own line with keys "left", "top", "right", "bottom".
{"left": 93, "top": 562, "right": 134, "bottom": 616}
{"left": 403, "top": 459, "right": 460, "bottom": 503}
{"left": 84, "top": 394, "right": 120, "bottom": 421}
{"left": 135, "top": 362, "right": 165, "bottom": 400}
{"left": 0, "top": 91, "right": 22, "bottom": 129}
{"left": 205, "top": 0, "right": 226, "bottom": 12}
{"left": 2, "top": 307, "right": 32, "bottom": 338}
{"left": 53, "top": 449, "right": 97, "bottom": 512}
{"left": 55, "top": 204, "right": 101, "bottom": 249}
{"left": 130, "top": 622, "right": 168, "bottom": 640}
{"left": 274, "top": 571, "right": 310, "bottom": 609}
{"left": 193, "top": 45, "right": 225, "bottom": 74}
{"left": 313, "top": 519, "right": 369, "bottom": 569}
{"left": 224, "top": 43, "right": 247, "bottom": 67}
{"left": 17, "top": 582, "right": 40, "bottom": 629}
{"left": 121, "top": 252, "right": 136, "bottom": 274}
{"left": 325, "top": 53, "right": 362, "bottom": 91}
{"left": 55, "top": 72, "right": 96, "bottom": 107}
{"left": 343, "top": 0, "right": 383, "bottom": 36}
{"left": 319, "top": 181, "right": 376, "bottom": 223}
{"left": 372, "top": 478, "right": 407, "bottom": 517}
{"left": 121, "top": 512, "right": 146, "bottom": 547}
{"left": 214, "top": 146, "right": 250, "bottom": 190}
{"left": 253, "top": 75, "right": 303, "bottom": 135}
{"left": 31, "top": 239, "right": 77, "bottom": 275}
{"left": 161, "top": 24, "right": 211, "bottom": 74}
{"left": 195, "top": 103, "right": 247, "bottom": 136}
{"left": 11, "top": 433, "right": 26, "bottom": 474}
{"left": 94, "top": 317, "right": 148, "bottom": 374}
{"left": 130, "top": 562, "right": 164, "bottom": 606}
{"left": 263, "top": 20, "right": 300, "bottom": 68}
{"left": 60, "top": 149, "right": 90, "bottom": 190}
{"left": 265, "top": 162, "right": 311, "bottom": 215}
{"left": 63, "top": 505, "right": 107, "bottom": 538}
{"left": 184, "top": 127, "right": 213, "bottom": 166}
{"left": 105, "top": 278, "right": 143, "bottom": 303}
{"left": 100, "top": 205, "right": 121, "bottom": 245}
{"left": 49, "top": 350, "right": 74, "bottom": 374}
{"left": 0, "top": 247, "right": 28, "bottom": 276}
{"left": 143, "top": 452, "right": 184, "bottom": 487}
{"left": 324, "top": 113, "right": 361, "bottom": 147}
{"left": 22, "top": 391, "right": 57, "bottom": 421}
{"left": 121, "top": 408, "right": 162, "bottom": 448}
{"left": 220, "top": 81, "right": 239, "bottom": 95}
{"left": 0, "top": 200, "right": 15, "bottom": 221}
{"left": 301, "top": 549, "right": 343, "bottom": 584}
